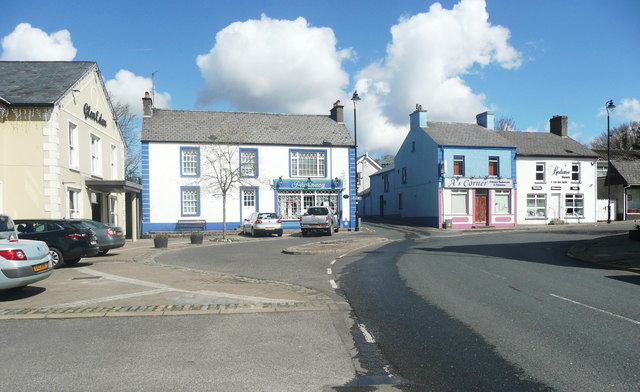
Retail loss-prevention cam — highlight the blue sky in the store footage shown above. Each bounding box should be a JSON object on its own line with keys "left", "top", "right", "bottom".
{"left": 2, "top": 0, "right": 639, "bottom": 157}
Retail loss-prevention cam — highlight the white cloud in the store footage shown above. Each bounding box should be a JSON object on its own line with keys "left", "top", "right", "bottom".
{"left": 355, "top": 0, "right": 522, "bottom": 155}
{"left": 0, "top": 23, "right": 76, "bottom": 61}
{"left": 105, "top": 70, "right": 171, "bottom": 116}
{"left": 616, "top": 98, "right": 640, "bottom": 122}
{"left": 196, "top": 14, "right": 352, "bottom": 115}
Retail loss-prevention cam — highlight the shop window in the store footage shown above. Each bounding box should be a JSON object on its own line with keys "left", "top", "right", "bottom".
{"left": 453, "top": 156, "right": 465, "bottom": 176}
{"left": 277, "top": 190, "right": 339, "bottom": 220}
{"left": 565, "top": 194, "right": 584, "bottom": 217}
{"left": 181, "top": 147, "right": 200, "bottom": 177}
{"left": 240, "top": 149, "right": 258, "bottom": 177}
{"left": 627, "top": 189, "right": 640, "bottom": 214}
{"left": 526, "top": 194, "right": 546, "bottom": 218}
{"left": 290, "top": 150, "right": 326, "bottom": 177}
{"left": 535, "top": 163, "right": 545, "bottom": 182}
{"left": 181, "top": 187, "right": 200, "bottom": 216}
{"left": 451, "top": 189, "right": 468, "bottom": 214}
{"left": 571, "top": 163, "right": 580, "bottom": 182}
{"left": 494, "top": 190, "right": 510, "bottom": 213}
{"left": 488, "top": 157, "right": 499, "bottom": 177}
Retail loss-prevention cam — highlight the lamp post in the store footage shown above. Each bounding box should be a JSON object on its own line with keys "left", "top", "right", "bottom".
{"left": 606, "top": 99, "right": 616, "bottom": 224}
{"left": 351, "top": 91, "right": 361, "bottom": 231}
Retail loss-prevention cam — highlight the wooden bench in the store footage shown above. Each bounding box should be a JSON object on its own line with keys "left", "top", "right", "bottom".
{"left": 175, "top": 219, "right": 207, "bottom": 231}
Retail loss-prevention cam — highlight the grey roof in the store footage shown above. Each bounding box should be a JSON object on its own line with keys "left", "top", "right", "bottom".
{"left": 421, "top": 122, "right": 515, "bottom": 148}
{"left": 592, "top": 149, "right": 640, "bottom": 161}
{"left": 496, "top": 130, "right": 598, "bottom": 158}
{"left": 0, "top": 61, "right": 96, "bottom": 105}
{"left": 611, "top": 160, "right": 640, "bottom": 184}
{"left": 142, "top": 109, "right": 355, "bottom": 147}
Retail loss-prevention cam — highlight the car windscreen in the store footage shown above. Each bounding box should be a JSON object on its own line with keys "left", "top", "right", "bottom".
{"left": 307, "top": 207, "right": 329, "bottom": 215}
{"left": 258, "top": 213, "right": 278, "bottom": 219}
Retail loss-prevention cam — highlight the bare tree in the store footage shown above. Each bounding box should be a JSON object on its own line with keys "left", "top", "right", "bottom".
{"left": 375, "top": 154, "right": 395, "bottom": 168}
{"left": 590, "top": 121, "right": 640, "bottom": 150}
{"left": 496, "top": 116, "right": 517, "bottom": 131}
{"left": 112, "top": 101, "right": 141, "bottom": 183}
{"left": 198, "top": 145, "right": 246, "bottom": 240}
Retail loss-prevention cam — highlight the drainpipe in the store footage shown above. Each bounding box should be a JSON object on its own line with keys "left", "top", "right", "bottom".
{"left": 623, "top": 185, "right": 631, "bottom": 221}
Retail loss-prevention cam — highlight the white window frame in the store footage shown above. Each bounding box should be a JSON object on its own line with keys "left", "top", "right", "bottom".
{"left": 526, "top": 194, "right": 547, "bottom": 218}
{"left": 68, "top": 122, "right": 79, "bottom": 169}
{"left": 494, "top": 189, "right": 511, "bottom": 214}
{"left": 181, "top": 148, "right": 199, "bottom": 177}
{"left": 90, "top": 134, "right": 102, "bottom": 176}
{"left": 243, "top": 189, "right": 256, "bottom": 207}
{"left": 67, "top": 188, "right": 81, "bottom": 219}
{"left": 565, "top": 194, "right": 584, "bottom": 217}
{"left": 535, "top": 162, "right": 545, "bottom": 182}
{"left": 109, "top": 195, "right": 118, "bottom": 226}
{"left": 571, "top": 162, "right": 580, "bottom": 182}
{"left": 240, "top": 149, "right": 258, "bottom": 177}
{"left": 181, "top": 187, "right": 200, "bottom": 216}
{"left": 451, "top": 189, "right": 468, "bottom": 214}
{"left": 110, "top": 144, "right": 117, "bottom": 179}
{"left": 290, "top": 150, "right": 326, "bottom": 177}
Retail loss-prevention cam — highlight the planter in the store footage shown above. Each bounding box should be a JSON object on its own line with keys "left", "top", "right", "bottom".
{"left": 190, "top": 232, "right": 204, "bottom": 245}
{"left": 629, "top": 230, "right": 640, "bottom": 241}
{"left": 154, "top": 237, "right": 168, "bottom": 248}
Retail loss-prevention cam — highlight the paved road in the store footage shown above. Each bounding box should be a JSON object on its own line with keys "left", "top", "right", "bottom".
{"left": 337, "top": 223, "right": 640, "bottom": 391}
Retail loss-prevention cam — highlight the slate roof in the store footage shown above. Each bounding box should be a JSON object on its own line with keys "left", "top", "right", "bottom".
{"left": 592, "top": 150, "right": 640, "bottom": 184}
{"left": 0, "top": 61, "right": 96, "bottom": 105}
{"left": 495, "top": 130, "right": 598, "bottom": 158}
{"left": 421, "top": 122, "right": 515, "bottom": 148}
{"left": 142, "top": 108, "right": 355, "bottom": 147}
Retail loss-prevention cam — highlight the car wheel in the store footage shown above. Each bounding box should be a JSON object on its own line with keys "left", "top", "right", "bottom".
{"left": 49, "top": 248, "right": 64, "bottom": 269}
{"left": 99, "top": 249, "right": 109, "bottom": 256}
{"left": 65, "top": 259, "right": 80, "bottom": 266}
{"left": 277, "top": 231, "right": 283, "bottom": 237}
{"left": 251, "top": 228, "right": 256, "bottom": 237}
{"left": 334, "top": 225, "right": 339, "bottom": 233}
{"left": 301, "top": 230, "right": 307, "bottom": 237}
{"left": 327, "top": 228, "right": 332, "bottom": 236}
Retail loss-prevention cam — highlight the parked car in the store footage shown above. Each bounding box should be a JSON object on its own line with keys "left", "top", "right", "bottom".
{"left": 14, "top": 219, "right": 99, "bottom": 269}
{"left": 79, "top": 220, "right": 125, "bottom": 255}
{"left": 0, "top": 214, "right": 16, "bottom": 238}
{"left": 242, "top": 212, "right": 283, "bottom": 237}
{"left": 0, "top": 229, "right": 52, "bottom": 291}
{"left": 300, "top": 206, "right": 339, "bottom": 236}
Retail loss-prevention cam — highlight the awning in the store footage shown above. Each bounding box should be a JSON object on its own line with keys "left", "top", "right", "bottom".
{"left": 85, "top": 180, "right": 143, "bottom": 193}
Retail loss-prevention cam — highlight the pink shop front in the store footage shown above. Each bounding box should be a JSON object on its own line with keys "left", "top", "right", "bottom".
{"left": 439, "top": 177, "right": 516, "bottom": 228}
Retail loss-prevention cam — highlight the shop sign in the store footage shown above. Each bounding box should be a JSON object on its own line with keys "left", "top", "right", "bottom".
{"left": 83, "top": 103, "right": 107, "bottom": 127}
{"left": 274, "top": 179, "right": 342, "bottom": 190}
{"left": 444, "top": 177, "right": 512, "bottom": 189}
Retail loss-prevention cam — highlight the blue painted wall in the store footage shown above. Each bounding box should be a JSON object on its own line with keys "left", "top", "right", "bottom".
{"left": 442, "top": 147, "right": 514, "bottom": 179}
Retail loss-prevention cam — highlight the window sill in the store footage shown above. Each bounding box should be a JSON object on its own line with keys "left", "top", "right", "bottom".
{"left": 525, "top": 217, "right": 547, "bottom": 220}
{"left": 69, "top": 167, "right": 80, "bottom": 173}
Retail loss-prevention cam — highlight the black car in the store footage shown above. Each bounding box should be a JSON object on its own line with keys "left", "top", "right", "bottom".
{"left": 14, "top": 219, "right": 99, "bottom": 268}
{"left": 78, "top": 220, "right": 126, "bottom": 255}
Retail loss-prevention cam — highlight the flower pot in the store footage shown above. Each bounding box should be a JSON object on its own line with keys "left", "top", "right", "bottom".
{"left": 190, "top": 232, "right": 204, "bottom": 245}
{"left": 629, "top": 230, "right": 640, "bottom": 242}
{"left": 154, "top": 237, "right": 168, "bottom": 248}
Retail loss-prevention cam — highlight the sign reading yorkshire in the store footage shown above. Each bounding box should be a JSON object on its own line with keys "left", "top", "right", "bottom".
{"left": 444, "top": 177, "right": 513, "bottom": 189}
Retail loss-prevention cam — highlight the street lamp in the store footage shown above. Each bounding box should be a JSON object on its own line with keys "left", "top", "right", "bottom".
{"left": 606, "top": 99, "right": 616, "bottom": 224}
{"left": 351, "top": 91, "right": 361, "bottom": 231}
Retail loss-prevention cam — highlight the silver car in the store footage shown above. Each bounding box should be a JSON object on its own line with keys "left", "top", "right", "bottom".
{"left": 242, "top": 212, "right": 283, "bottom": 237}
{"left": 0, "top": 231, "right": 52, "bottom": 291}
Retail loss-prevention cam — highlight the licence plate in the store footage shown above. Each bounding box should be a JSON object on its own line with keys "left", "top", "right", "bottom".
{"left": 33, "top": 263, "right": 48, "bottom": 272}
{"left": 116, "top": 231, "right": 123, "bottom": 236}
{"left": 309, "top": 224, "right": 320, "bottom": 227}
{"left": 264, "top": 227, "right": 274, "bottom": 230}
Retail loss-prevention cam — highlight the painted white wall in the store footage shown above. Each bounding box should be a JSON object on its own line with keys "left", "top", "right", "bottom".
{"left": 516, "top": 157, "right": 597, "bottom": 224}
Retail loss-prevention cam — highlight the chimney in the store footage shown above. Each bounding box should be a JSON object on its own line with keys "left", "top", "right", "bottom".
{"left": 143, "top": 91, "right": 153, "bottom": 118}
{"left": 550, "top": 115, "right": 568, "bottom": 137}
{"left": 330, "top": 100, "right": 344, "bottom": 123}
{"left": 410, "top": 104, "right": 428, "bottom": 129}
{"left": 476, "top": 111, "right": 494, "bottom": 130}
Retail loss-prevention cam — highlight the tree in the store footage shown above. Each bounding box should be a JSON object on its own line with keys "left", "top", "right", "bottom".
{"left": 198, "top": 145, "right": 247, "bottom": 240}
{"left": 112, "top": 101, "right": 141, "bottom": 183}
{"left": 590, "top": 121, "right": 640, "bottom": 150}
{"left": 375, "top": 155, "right": 395, "bottom": 168}
{"left": 496, "top": 116, "right": 517, "bottom": 131}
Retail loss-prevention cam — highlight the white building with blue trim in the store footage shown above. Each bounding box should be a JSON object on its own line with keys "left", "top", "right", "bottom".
{"left": 140, "top": 97, "right": 356, "bottom": 233}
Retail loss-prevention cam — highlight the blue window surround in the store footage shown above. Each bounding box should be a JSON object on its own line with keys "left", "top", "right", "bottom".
{"left": 180, "top": 186, "right": 200, "bottom": 216}
{"left": 239, "top": 148, "right": 259, "bottom": 178}
{"left": 239, "top": 186, "right": 259, "bottom": 222}
{"left": 288, "top": 148, "right": 328, "bottom": 178}
{"left": 180, "top": 147, "right": 200, "bottom": 177}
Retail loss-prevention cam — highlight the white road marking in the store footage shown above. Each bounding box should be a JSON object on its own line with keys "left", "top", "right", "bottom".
{"left": 330, "top": 259, "right": 337, "bottom": 265}
{"left": 339, "top": 254, "right": 346, "bottom": 258}
{"left": 358, "top": 323, "right": 376, "bottom": 343}
{"left": 327, "top": 268, "right": 332, "bottom": 275}
{"left": 329, "top": 280, "right": 338, "bottom": 289}
{"left": 550, "top": 294, "right": 640, "bottom": 326}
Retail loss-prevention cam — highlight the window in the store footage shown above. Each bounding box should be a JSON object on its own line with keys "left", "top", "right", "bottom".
{"left": 402, "top": 167, "right": 407, "bottom": 184}
{"left": 489, "top": 157, "right": 499, "bottom": 177}
{"left": 243, "top": 189, "right": 255, "bottom": 207}
{"left": 398, "top": 193, "right": 403, "bottom": 210}
{"left": 451, "top": 189, "right": 468, "bottom": 214}
{"left": 110, "top": 144, "right": 117, "bottom": 179}
{"left": 526, "top": 194, "right": 546, "bottom": 218}
{"left": 453, "top": 156, "right": 465, "bottom": 176}
{"left": 90, "top": 134, "right": 102, "bottom": 176}
{"left": 571, "top": 162, "right": 580, "bottom": 182}
{"left": 383, "top": 174, "right": 389, "bottom": 192}
{"left": 535, "top": 163, "right": 545, "bottom": 181}
{"left": 494, "top": 189, "right": 510, "bottom": 213}
{"left": 109, "top": 195, "right": 117, "bottom": 226}
{"left": 277, "top": 190, "right": 339, "bottom": 219}
{"left": 68, "top": 122, "right": 79, "bottom": 169}
{"left": 68, "top": 189, "right": 80, "bottom": 218}
{"left": 181, "top": 147, "right": 199, "bottom": 176}
{"left": 565, "top": 194, "right": 584, "bottom": 217}
{"left": 290, "top": 150, "right": 326, "bottom": 177}
{"left": 411, "top": 141, "right": 415, "bottom": 152}
{"left": 240, "top": 149, "right": 258, "bottom": 177}
{"left": 627, "top": 189, "right": 640, "bottom": 214}
{"left": 181, "top": 187, "right": 200, "bottom": 216}
{"left": 596, "top": 162, "right": 608, "bottom": 178}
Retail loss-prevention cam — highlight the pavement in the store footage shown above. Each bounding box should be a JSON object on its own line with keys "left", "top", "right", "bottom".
{"left": 1, "top": 224, "right": 638, "bottom": 321}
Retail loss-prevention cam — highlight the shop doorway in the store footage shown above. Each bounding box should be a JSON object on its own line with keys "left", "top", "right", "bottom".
{"left": 474, "top": 189, "right": 488, "bottom": 224}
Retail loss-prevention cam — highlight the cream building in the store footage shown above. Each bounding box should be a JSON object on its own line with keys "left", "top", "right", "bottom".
{"left": 0, "top": 61, "right": 141, "bottom": 239}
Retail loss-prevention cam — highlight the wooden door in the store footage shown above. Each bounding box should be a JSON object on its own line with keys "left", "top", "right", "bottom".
{"left": 475, "top": 190, "right": 487, "bottom": 223}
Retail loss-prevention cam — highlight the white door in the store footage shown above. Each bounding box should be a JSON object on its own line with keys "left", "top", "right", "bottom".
{"left": 550, "top": 193, "right": 561, "bottom": 221}
{"left": 241, "top": 189, "right": 257, "bottom": 222}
